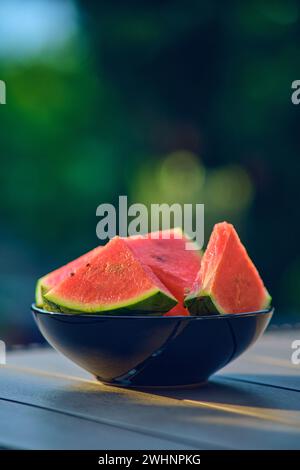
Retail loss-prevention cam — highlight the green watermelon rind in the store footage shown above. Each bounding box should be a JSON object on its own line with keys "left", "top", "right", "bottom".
{"left": 35, "top": 276, "right": 49, "bottom": 307}
{"left": 36, "top": 276, "right": 55, "bottom": 307}
{"left": 185, "top": 293, "right": 220, "bottom": 315}
{"left": 44, "top": 286, "right": 177, "bottom": 314}
{"left": 35, "top": 278, "right": 43, "bottom": 307}
{"left": 41, "top": 296, "right": 176, "bottom": 316}
{"left": 185, "top": 289, "right": 272, "bottom": 315}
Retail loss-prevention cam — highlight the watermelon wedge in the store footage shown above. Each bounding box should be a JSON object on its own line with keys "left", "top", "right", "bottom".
{"left": 185, "top": 222, "right": 271, "bottom": 314}
{"left": 35, "top": 246, "right": 103, "bottom": 307}
{"left": 44, "top": 237, "right": 177, "bottom": 313}
{"left": 126, "top": 228, "right": 202, "bottom": 315}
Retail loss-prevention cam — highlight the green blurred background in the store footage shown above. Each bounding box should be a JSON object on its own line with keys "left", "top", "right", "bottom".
{"left": 0, "top": 0, "right": 299, "bottom": 345}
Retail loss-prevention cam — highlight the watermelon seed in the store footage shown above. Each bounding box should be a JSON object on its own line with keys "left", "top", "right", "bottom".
{"left": 153, "top": 255, "right": 166, "bottom": 262}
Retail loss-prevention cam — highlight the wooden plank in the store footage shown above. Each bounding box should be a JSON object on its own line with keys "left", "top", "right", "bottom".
{"left": 0, "top": 399, "right": 190, "bottom": 450}
{"left": 0, "top": 351, "right": 299, "bottom": 449}
{"left": 220, "top": 330, "right": 300, "bottom": 391}
{"left": 2, "top": 330, "right": 300, "bottom": 449}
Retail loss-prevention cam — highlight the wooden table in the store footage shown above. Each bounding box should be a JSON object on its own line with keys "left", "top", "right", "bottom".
{"left": 0, "top": 328, "right": 300, "bottom": 449}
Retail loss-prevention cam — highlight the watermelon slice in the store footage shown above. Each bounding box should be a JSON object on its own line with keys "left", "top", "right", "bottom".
{"left": 44, "top": 237, "right": 177, "bottom": 313}
{"left": 35, "top": 246, "right": 103, "bottom": 307}
{"left": 126, "top": 228, "right": 202, "bottom": 316}
{"left": 185, "top": 222, "right": 271, "bottom": 314}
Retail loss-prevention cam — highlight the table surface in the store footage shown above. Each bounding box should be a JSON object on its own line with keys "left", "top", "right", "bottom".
{"left": 1, "top": 328, "right": 300, "bottom": 450}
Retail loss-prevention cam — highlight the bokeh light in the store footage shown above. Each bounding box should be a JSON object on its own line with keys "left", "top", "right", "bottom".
{"left": 205, "top": 165, "right": 254, "bottom": 214}
{"left": 0, "top": 0, "right": 78, "bottom": 60}
{"left": 158, "top": 151, "right": 206, "bottom": 203}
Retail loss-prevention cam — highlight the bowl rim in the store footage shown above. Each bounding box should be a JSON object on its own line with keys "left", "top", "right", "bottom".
{"left": 31, "top": 303, "right": 274, "bottom": 321}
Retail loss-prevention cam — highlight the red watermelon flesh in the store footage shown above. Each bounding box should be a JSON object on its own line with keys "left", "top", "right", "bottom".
{"left": 44, "top": 237, "right": 177, "bottom": 313}
{"left": 35, "top": 246, "right": 103, "bottom": 307}
{"left": 126, "top": 228, "right": 202, "bottom": 314}
{"left": 186, "top": 222, "right": 271, "bottom": 314}
{"left": 163, "top": 303, "right": 190, "bottom": 316}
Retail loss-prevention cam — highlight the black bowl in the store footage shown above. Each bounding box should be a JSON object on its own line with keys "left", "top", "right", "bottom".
{"left": 32, "top": 304, "right": 273, "bottom": 388}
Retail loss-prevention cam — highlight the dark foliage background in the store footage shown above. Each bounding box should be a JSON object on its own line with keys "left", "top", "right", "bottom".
{"left": 0, "top": 0, "right": 299, "bottom": 344}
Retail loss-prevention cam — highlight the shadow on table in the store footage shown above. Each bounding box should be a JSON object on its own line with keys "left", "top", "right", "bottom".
{"left": 51, "top": 373, "right": 300, "bottom": 414}
{"left": 46, "top": 373, "right": 300, "bottom": 448}
{"left": 148, "top": 374, "right": 300, "bottom": 412}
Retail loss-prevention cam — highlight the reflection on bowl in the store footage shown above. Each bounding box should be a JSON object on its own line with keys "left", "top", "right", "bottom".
{"left": 32, "top": 304, "right": 273, "bottom": 389}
